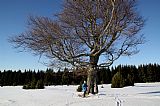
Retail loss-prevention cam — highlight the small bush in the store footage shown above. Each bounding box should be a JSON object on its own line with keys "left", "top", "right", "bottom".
{"left": 23, "top": 85, "right": 27, "bottom": 89}
{"left": 23, "top": 84, "right": 31, "bottom": 89}
{"left": 23, "top": 80, "right": 44, "bottom": 89}
{"left": 30, "top": 80, "right": 36, "bottom": 89}
{"left": 101, "top": 81, "right": 104, "bottom": 88}
{"left": 111, "top": 71, "right": 134, "bottom": 88}
{"left": 36, "top": 80, "right": 44, "bottom": 89}
{"left": 77, "top": 84, "right": 82, "bottom": 92}
{"left": 111, "top": 72, "right": 124, "bottom": 88}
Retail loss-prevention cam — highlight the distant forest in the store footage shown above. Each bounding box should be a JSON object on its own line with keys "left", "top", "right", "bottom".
{"left": 0, "top": 63, "right": 160, "bottom": 86}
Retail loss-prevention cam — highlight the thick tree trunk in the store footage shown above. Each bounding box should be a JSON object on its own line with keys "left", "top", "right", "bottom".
{"left": 87, "top": 56, "right": 99, "bottom": 94}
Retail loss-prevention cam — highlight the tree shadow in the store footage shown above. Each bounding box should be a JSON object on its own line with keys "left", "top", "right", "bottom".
{"left": 135, "top": 85, "right": 156, "bottom": 88}
{"left": 98, "top": 93, "right": 106, "bottom": 96}
{"left": 139, "top": 91, "right": 160, "bottom": 95}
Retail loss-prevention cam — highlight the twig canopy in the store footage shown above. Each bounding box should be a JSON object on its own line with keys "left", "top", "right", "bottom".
{"left": 9, "top": 0, "right": 145, "bottom": 68}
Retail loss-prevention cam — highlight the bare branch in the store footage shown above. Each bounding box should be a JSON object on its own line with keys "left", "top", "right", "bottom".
{"left": 9, "top": 0, "right": 145, "bottom": 68}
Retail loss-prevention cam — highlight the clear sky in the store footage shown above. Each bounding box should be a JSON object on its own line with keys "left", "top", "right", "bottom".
{"left": 0, "top": 0, "right": 160, "bottom": 71}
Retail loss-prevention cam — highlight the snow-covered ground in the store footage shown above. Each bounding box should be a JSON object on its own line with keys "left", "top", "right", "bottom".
{"left": 0, "top": 82, "right": 160, "bottom": 106}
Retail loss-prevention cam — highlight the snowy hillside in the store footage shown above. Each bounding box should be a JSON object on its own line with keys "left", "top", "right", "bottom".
{"left": 0, "top": 82, "right": 160, "bottom": 106}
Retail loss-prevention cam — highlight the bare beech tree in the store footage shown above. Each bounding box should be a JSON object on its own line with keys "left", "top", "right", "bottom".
{"left": 9, "top": 0, "right": 145, "bottom": 94}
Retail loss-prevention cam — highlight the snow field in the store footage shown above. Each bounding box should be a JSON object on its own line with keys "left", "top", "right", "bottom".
{"left": 0, "top": 83, "right": 160, "bottom": 106}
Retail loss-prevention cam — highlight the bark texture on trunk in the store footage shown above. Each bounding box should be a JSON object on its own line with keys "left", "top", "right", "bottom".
{"left": 87, "top": 56, "right": 99, "bottom": 94}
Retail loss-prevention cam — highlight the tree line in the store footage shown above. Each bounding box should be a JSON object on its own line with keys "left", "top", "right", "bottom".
{"left": 0, "top": 63, "right": 160, "bottom": 87}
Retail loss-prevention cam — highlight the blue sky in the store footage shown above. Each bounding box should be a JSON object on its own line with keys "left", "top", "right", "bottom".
{"left": 0, "top": 0, "right": 160, "bottom": 71}
{"left": 113, "top": 0, "right": 160, "bottom": 66}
